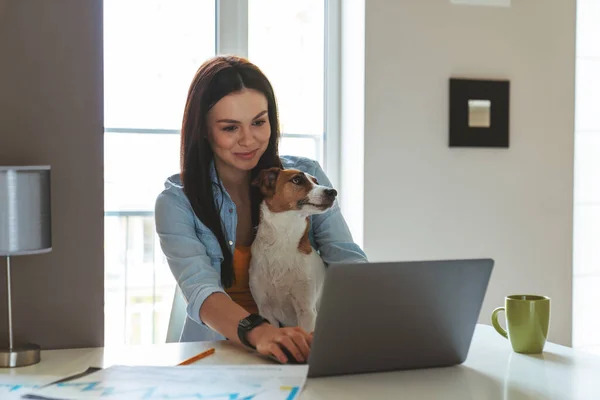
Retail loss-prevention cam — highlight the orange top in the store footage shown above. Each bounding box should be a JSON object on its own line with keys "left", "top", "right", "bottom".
{"left": 225, "top": 245, "right": 259, "bottom": 314}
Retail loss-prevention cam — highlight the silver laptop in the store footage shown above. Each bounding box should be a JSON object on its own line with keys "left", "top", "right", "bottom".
{"left": 304, "top": 258, "right": 494, "bottom": 377}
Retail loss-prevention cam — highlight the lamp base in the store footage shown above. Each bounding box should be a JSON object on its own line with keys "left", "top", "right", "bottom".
{"left": 0, "top": 343, "right": 40, "bottom": 368}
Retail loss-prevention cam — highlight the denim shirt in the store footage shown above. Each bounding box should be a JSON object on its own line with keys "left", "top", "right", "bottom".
{"left": 154, "top": 155, "right": 368, "bottom": 342}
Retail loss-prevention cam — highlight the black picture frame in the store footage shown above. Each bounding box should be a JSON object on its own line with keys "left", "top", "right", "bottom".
{"left": 449, "top": 78, "right": 510, "bottom": 148}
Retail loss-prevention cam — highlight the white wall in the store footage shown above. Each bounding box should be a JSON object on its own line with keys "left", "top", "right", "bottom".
{"left": 362, "top": 0, "right": 576, "bottom": 346}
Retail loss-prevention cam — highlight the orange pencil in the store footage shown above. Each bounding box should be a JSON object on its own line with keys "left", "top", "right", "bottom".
{"left": 177, "top": 347, "right": 216, "bottom": 366}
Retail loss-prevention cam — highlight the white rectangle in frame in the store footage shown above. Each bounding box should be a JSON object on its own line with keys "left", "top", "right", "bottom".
{"left": 450, "top": 0, "right": 510, "bottom": 7}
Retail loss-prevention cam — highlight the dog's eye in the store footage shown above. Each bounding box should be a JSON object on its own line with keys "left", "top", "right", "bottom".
{"left": 291, "top": 176, "right": 302, "bottom": 185}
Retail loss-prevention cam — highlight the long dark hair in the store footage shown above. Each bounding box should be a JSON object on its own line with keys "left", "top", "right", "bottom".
{"left": 180, "top": 55, "right": 282, "bottom": 288}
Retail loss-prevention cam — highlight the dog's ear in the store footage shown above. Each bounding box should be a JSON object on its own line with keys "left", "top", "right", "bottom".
{"left": 252, "top": 168, "right": 280, "bottom": 196}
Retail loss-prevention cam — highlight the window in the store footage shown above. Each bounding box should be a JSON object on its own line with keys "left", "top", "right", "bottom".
{"left": 142, "top": 218, "right": 155, "bottom": 263}
{"left": 103, "top": 0, "right": 339, "bottom": 346}
{"left": 248, "top": 0, "right": 325, "bottom": 162}
{"left": 573, "top": 0, "right": 600, "bottom": 356}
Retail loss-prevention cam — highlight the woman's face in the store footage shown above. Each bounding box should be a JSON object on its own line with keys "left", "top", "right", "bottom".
{"left": 207, "top": 88, "right": 271, "bottom": 175}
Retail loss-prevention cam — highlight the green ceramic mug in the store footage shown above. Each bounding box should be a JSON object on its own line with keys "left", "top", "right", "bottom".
{"left": 491, "top": 295, "right": 550, "bottom": 354}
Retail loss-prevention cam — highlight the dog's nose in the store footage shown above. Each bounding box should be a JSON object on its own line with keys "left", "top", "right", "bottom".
{"left": 324, "top": 188, "right": 337, "bottom": 198}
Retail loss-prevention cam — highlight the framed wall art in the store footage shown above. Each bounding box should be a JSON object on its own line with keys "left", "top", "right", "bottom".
{"left": 449, "top": 78, "right": 510, "bottom": 148}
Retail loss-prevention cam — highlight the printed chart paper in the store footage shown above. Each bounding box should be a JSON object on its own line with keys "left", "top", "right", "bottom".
{"left": 22, "top": 364, "right": 309, "bottom": 400}
{"left": 0, "top": 375, "right": 61, "bottom": 400}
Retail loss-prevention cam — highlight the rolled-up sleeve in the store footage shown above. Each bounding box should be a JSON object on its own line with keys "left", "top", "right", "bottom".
{"left": 309, "top": 161, "right": 369, "bottom": 264}
{"left": 154, "top": 191, "right": 228, "bottom": 326}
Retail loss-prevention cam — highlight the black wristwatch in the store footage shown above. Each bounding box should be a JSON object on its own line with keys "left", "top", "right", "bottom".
{"left": 238, "top": 314, "right": 269, "bottom": 349}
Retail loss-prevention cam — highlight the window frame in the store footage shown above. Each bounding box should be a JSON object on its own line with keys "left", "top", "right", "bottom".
{"left": 104, "top": 0, "right": 341, "bottom": 188}
{"left": 103, "top": 0, "right": 342, "bottom": 346}
{"left": 216, "top": 0, "right": 341, "bottom": 186}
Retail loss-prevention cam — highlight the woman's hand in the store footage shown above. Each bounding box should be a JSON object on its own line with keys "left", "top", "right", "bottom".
{"left": 247, "top": 323, "right": 312, "bottom": 363}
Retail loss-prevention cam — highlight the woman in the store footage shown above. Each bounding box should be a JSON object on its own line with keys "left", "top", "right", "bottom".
{"left": 154, "top": 55, "right": 367, "bottom": 364}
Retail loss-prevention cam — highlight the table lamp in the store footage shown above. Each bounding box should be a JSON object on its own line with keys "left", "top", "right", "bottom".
{"left": 0, "top": 166, "right": 52, "bottom": 368}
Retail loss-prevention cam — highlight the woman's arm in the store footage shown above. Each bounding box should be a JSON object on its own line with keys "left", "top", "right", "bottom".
{"left": 155, "top": 190, "right": 311, "bottom": 363}
{"left": 309, "top": 161, "right": 369, "bottom": 264}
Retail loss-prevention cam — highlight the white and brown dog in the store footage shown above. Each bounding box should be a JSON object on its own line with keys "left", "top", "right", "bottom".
{"left": 249, "top": 167, "right": 337, "bottom": 333}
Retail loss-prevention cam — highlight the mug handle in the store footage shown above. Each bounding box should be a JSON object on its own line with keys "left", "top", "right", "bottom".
{"left": 491, "top": 307, "right": 508, "bottom": 339}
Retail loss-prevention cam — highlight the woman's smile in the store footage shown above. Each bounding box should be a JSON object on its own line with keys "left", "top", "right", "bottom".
{"left": 233, "top": 149, "right": 259, "bottom": 160}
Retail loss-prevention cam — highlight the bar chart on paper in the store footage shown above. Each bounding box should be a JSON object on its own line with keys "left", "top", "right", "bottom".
{"left": 0, "top": 375, "right": 62, "bottom": 400}
{"left": 21, "top": 365, "right": 309, "bottom": 400}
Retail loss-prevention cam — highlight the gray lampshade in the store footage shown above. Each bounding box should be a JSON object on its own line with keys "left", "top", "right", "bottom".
{"left": 0, "top": 166, "right": 52, "bottom": 256}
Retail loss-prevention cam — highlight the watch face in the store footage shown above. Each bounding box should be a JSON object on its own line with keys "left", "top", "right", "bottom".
{"left": 240, "top": 318, "right": 252, "bottom": 329}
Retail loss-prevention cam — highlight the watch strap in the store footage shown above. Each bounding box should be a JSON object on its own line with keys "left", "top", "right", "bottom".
{"left": 237, "top": 314, "right": 269, "bottom": 349}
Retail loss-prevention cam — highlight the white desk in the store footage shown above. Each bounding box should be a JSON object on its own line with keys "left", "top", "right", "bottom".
{"left": 2, "top": 324, "right": 600, "bottom": 399}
